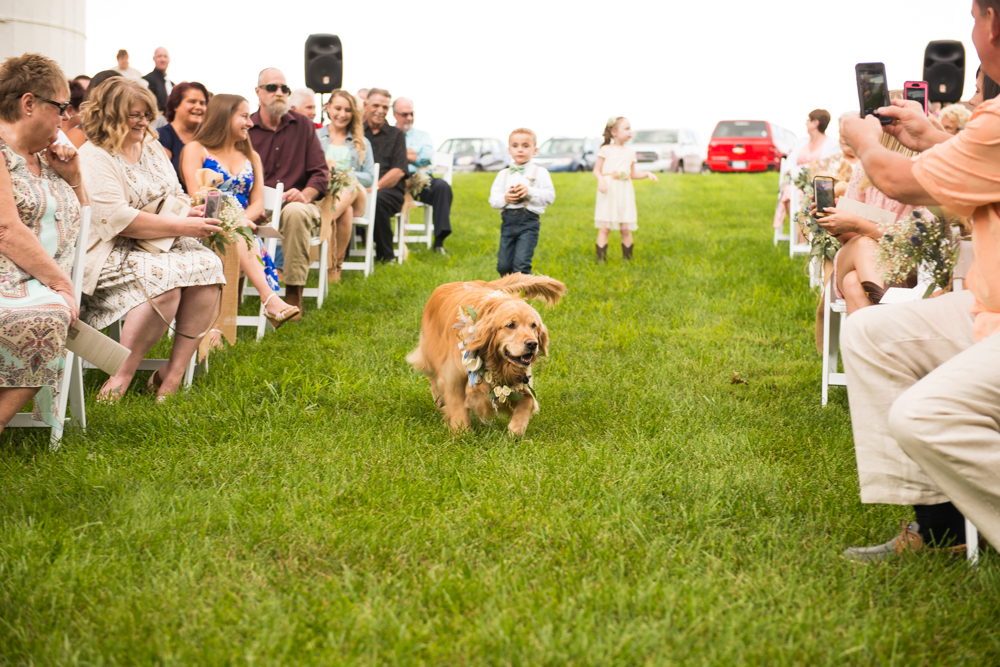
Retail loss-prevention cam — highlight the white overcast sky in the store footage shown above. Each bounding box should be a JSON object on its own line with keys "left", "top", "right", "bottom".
{"left": 86, "top": 0, "right": 981, "bottom": 149}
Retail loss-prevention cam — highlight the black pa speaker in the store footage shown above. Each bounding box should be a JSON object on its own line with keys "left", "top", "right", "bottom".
{"left": 305, "top": 34, "right": 343, "bottom": 94}
{"left": 923, "top": 40, "right": 965, "bottom": 104}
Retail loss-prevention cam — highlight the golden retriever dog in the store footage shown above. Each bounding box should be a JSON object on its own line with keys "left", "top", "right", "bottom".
{"left": 407, "top": 273, "right": 566, "bottom": 436}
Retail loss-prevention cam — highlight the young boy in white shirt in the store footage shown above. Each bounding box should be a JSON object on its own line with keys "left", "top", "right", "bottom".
{"left": 488, "top": 128, "right": 556, "bottom": 276}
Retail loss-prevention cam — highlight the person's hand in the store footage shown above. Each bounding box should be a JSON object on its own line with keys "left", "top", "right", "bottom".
{"left": 840, "top": 113, "right": 884, "bottom": 155}
{"left": 646, "top": 172, "right": 659, "bottom": 184}
{"left": 48, "top": 276, "right": 79, "bottom": 324}
{"left": 814, "top": 207, "right": 865, "bottom": 236}
{"left": 45, "top": 143, "right": 81, "bottom": 187}
{"left": 241, "top": 217, "right": 258, "bottom": 231}
{"left": 598, "top": 177, "right": 608, "bottom": 194}
{"left": 877, "top": 99, "right": 951, "bottom": 151}
{"left": 510, "top": 184, "right": 528, "bottom": 200}
{"left": 189, "top": 204, "right": 206, "bottom": 217}
{"left": 176, "top": 216, "right": 224, "bottom": 239}
{"left": 282, "top": 188, "right": 308, "bottom": 204}
{"left": 504, "top": 188, "right": 522, "bottom": 204}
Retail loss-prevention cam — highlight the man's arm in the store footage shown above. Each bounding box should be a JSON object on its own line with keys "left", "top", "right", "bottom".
{"left": 413, "top": 130, "right": 433, "bottom": 168}
{"left": 378, "top": 131, "right": 409, "bottom": 190}
{"left": 841, "top": 114, "right": 939, "bottom": 206}
{"left": 877, "top": 100, "right": 953, "bottom": 152}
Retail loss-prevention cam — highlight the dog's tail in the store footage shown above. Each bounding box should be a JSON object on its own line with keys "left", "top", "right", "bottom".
{"left": 487, "top": 273, "right": 566, "bottom": 306}
{"left": 406, "top": 344, "right": 430, "bottom": 374}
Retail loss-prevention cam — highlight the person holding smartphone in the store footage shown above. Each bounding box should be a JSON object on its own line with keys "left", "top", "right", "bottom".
{"left": 835, "top": 0, "right": 1000, "bottom": 562}
{"left": 773, "top": 109, "right": 838, "bottom": 232}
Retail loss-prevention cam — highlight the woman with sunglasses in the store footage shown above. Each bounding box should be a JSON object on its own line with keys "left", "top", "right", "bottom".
{"left": 78, "top": 77, "right": 225, "bottom": 402}
{"left": 0, "top": 53, "right": 87, "bottom": 434}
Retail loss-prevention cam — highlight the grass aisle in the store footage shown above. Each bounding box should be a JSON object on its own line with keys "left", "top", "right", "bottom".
{"left": 2, "top": 173, "right": 998, "bottom": 664}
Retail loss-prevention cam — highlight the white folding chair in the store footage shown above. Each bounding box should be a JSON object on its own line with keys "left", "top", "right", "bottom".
{"left": 238, "top": 183, "right": 284, "bottom": 339}
{"left": 773, "top": 158, "right": 792, "bottom": 247}
{"left": 821, "top": 276, "right": 848, "bottom": 406}
{"left": 342, "top": 164, "right": 379, "bottom": 277}
{"left": 10, "top": 207, "right": 91, "bottom": 450}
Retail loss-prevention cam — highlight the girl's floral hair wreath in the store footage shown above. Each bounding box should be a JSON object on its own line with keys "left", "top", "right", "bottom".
{"left": 606, "top": 117, "right": 618, "bottom": 128}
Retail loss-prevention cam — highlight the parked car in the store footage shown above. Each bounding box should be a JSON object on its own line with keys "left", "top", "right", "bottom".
{"left": 437, "top": 138, "right": 508, "bottom": 172}
{"left": 629, "top": 129, "right": 705, "bottom": 173}
{"left": 704, "top": 121, "right": 797, "bottom": 173}
{"left": 533, "top": 137, "right": 602, "bottom": 172}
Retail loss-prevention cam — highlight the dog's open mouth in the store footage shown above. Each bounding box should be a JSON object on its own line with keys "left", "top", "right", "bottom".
{"left": 504, "top": 350, "right": 534, "bottom": 367}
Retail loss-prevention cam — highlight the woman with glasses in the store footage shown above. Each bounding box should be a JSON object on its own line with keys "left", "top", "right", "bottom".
{"left": 0, "top": 53, "right": 87, "bottom": 433}
{"left": 78, "top": 77, "right": 225, "bottom": 402}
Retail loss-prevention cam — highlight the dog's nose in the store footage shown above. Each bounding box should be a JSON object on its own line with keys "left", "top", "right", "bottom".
{"left": 525, "top": 340, "right": 537, "bottom": 351}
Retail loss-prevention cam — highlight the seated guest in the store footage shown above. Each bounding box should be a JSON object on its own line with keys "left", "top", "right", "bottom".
{"left": 393, "top": 97, "right": 453, "bottom": 253}
{"left": 0, "top": 53, "right": 86, "bottom": 433}
{"left": 61, "top": 79, "right": 87, "bottom": 148}
{"left": 357, "top": 88, "right": 368, "bottom": 104}
{"left": 939, "top": 103, "right": 972, "bottom": 135}
{"left": 317, "top": 89, "right": 372, "bottom": 281}
{"left": 363, "top": 88, "right": 408, "bottom": 263}
{"left": 774, "top": 109, "right": 839, "bottom": 231}
{"left": 73, "top": 74, "right": 91, "bottom": 91}
{"left": 836, "top": 0, "right": 1000, "bottom": 560}
{"left": 79, "top": 77, "right": 225, "bottom": 401}
{"left": 82, "top": 70, "right": 122, "bottom": 102}
{"left": 180, "top": 93, "right": 299, "bottom": 332}
{"left": 247, "top": 68, "right": 329, "bottom": 316}
{"left": 290, "top": 87, "right": 321, "bottom": 129}
{"left": 156, "top": 81, "right": 208, "bottom": 183}
{"left": 142, "top": 47, "right": 173, "bottom": 115}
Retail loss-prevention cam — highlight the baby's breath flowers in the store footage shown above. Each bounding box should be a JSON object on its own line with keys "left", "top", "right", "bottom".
{"left": 190, "top": 190, "right": 255, "bottom": 256}
{"left": 876, "top": 209, "right": 958, "bottom": 297}
{"left": 794, "top": 170, "right": 841, "bottom": 262}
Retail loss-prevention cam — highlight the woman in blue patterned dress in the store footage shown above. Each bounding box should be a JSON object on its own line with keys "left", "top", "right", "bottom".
{"left": 0, "top": 54, "right": 85, "bottom": 433}
{"left": 180, "top": 94, "right": 299, "bottom": 332}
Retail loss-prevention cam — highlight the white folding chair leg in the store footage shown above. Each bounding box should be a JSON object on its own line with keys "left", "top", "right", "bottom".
{"left": 822, "top": 278, "right": 847, "bottom": 406}
{"left": 966, "top": 519, "right": 979, "bottom": 565}
{"left": 424, "top": 205, "right": 434, "bottom": 249}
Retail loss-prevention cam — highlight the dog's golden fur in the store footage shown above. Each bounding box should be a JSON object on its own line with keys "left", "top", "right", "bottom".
{"left": 407, "top": 273, "right": 566, "bottom": 436}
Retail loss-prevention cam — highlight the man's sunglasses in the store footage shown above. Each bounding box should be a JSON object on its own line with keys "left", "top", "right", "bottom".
{"left": 262, "top": 84, "right": 292, "bottom": 95}
{"left": 35, "top": 95, "right": 71, "bottom": 115}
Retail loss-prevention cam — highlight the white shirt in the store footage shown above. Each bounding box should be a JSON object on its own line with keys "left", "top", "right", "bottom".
{"left": 488, "top": 161, "right": 556, "bottom": 215}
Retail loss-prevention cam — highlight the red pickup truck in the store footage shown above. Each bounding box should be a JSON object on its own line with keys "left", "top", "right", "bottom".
{"left": 705, "top": 121, "right": 796, "bottom": 173}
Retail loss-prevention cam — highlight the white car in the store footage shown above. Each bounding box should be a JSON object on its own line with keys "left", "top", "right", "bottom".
{"left": 629, "top": 129, "right": 706, "bottom": 173}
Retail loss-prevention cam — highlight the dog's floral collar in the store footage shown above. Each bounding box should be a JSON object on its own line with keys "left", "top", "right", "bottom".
{"left": 455, "top": 303, "right": 533, "bottom": 411}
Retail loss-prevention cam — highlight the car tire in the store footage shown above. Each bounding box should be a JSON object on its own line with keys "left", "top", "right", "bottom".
{"left": 474, "top": 164, "right": 484, "bottom": 172}
{"left": 576, "top": 164, "right": 586, "bottom": 172}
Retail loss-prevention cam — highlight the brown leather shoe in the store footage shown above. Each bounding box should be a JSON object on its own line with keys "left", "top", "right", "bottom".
{"left": 622, "top": 243, "right": 634, "bottom": 261}
{"left": 284, "top": 285, "right": 304, "bottom": 321}
{"left": 596, "top": 244, "right": 607, "bottom": 262}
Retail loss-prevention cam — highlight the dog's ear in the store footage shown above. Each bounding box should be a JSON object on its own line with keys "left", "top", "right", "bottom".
{"left": 465, "top": 304, "right": 498, "bottom": 356}
{"left": 538, "top": 319, "right": 550, "bottom": 357}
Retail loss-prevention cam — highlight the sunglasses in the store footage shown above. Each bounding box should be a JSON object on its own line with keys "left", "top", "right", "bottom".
{"left": 35, "top": 95, "right": 70, "bottom": 115}
{"left": 262, "top": 84, "right": 292, "bottom": 95}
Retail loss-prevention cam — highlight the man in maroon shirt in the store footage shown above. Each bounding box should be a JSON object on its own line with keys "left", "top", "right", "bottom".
{"left": 248, "top": 68, "right": 329, "bottom": 317}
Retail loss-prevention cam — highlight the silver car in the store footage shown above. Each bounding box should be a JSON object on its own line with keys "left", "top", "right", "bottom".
{"left": 629, "top": 129, "right": 706, "bottom": 173}
{"left": 437, "top": 138, "right": 509, "bottom": 172}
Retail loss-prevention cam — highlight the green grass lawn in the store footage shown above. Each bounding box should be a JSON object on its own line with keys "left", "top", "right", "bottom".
{"left": 2, "top": 172, "right": 998, "bottom": 665}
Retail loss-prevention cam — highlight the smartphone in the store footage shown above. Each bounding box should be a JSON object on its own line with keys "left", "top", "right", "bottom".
{"left": 204, "top": 191, "right": 221, "bottom": 220}
{"left": 856, "top": 62, "right": 892, "bottom": 125}
{"left": 904, "top": 81, "right": 929, "bottom": 115}
{"left": 814, "top": 176, "right": 835, "bottom": 218}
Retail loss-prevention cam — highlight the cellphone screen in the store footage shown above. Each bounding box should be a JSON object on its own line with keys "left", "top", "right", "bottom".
{"left": 204, "top": 192, "right": 221, "bottom": 219}
{"left": 858, "top": 67, "right": 888, "bottom": 117}
{"left": 815, "top": 178, "right": 835, "bottom": 216}
{"left": 906, "top": 87, "right": 927, "bottom": 110}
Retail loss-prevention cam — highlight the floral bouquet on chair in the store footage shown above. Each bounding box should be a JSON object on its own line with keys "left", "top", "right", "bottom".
{"left": 188, "top": 170, "right": 255, "bottom": 256}
{"left": 406, "top": 166, "right": 432, "bottom": 199}
{"left": 876, "top": 209, "right": 959, "bottom": 297}
{"left": 327, "top": 166, "right": 359, "bottom": 200}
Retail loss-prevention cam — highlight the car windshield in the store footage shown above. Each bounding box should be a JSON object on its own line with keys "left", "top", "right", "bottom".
{"left": 632, "top": 130, "right": 678, "bottom": 144}
{"left": 539, "top": 139, "right": 584, "bottom": 154}
{"left": 449, "top": 139, "right": 483, "bottom": 154}
{"left": 713, "top": 121, "right": 770, "bottom": 139}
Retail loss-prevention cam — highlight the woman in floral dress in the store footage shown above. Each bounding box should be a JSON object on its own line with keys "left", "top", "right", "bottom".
{"left": 0, "top": 54, "right": 86, "bottom": 433}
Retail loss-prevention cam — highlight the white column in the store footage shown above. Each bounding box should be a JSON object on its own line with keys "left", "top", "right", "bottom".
{"left": 0, "top": 0, "right": 86, "bottom": 78}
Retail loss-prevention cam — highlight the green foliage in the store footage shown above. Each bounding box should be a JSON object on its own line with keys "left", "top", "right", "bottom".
{"left": 2, "top": 173, "right": 997, "bottom": 665}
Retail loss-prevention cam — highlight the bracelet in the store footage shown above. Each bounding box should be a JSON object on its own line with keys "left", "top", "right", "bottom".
{"left": 69, "top": 182, "right": 82, "bottom": 189}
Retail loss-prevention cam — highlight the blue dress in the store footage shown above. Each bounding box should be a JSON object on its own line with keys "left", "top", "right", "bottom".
{"left": 201, "top": 152, "right": 279, "bottom": 290}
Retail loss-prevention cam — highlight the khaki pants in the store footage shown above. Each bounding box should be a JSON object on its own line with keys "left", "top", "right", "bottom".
{"left": 279, "top": 202, "right": 320, "bottom": 287}
{"left": 842, "top": 289, "right": 1000, "bottom": 549}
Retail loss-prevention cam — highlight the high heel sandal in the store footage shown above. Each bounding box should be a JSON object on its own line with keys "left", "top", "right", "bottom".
{"left": 146, "top": 368, "right": 163, "bottom": 394}
{"left": 262, "top": 293, "right": 300, "bottom": 330}
{"left": 97, "top": 377, "right": 128, "bottom": 404}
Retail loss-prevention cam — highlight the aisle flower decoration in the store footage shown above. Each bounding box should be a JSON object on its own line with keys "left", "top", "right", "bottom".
{"left": 791, "top": 170, "right": 841, "bottom": 262}
{"left": 327, "top": 167, "right": 357, "bottom": 200}
{"left": 406, "top": 166, "right": 432, "bottom": 198}
{"left": 189, "top": 190, "right": 255, "bottom": 256}
{"left": 876, "top": 209, "right": 958, "bottom": 297}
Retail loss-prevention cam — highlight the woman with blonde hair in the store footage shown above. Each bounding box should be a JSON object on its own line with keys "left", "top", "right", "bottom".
{"left": 939, "top": 103, "right": 972, "bottom": 135}
{"left": 0, "top": 53, "right": 87, "bottom": 432}
{"left": 180, "top": 93, "right": 299, "bottom": 330}
{"left": 79, "top": 77, "right": 225, "bottom": 402}
{"left": 317, "top": 89, "right": 373, "bottom": 282}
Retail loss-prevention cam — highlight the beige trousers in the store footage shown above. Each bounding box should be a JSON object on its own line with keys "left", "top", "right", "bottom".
{"left": 279, "top": 202, "right": 320, "bottom": 287}
{"left": 842, "top": 289, "right": 1000, "bottom": 549}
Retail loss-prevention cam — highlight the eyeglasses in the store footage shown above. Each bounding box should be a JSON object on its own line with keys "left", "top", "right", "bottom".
{"left": 397, "top": 112, "right": 414, "bottom": 117}
{"left": 35, "top": 95, "right": 71, "bottom": 116}
{"left": 262, "top": 84, "right": 292, "bottom": 95}
{"left": 127, "top": 113, "right": 152, "bottom": 124}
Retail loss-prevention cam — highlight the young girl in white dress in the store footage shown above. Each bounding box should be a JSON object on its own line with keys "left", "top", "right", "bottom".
{"left": 593, "top": 116, "right": 658, "bottom": 261}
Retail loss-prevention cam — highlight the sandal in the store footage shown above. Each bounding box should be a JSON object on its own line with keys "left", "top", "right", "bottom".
{"left": 206, "top": 328, "right": 225, "bottom": 352}
{"left": 146, "top": 368, "right": 163, "bottom": 394}
{"left": 97, "top": 377, "right": 128, "bottom": 404}
{"left": 262, "top": 293, "right": 300, "bottom": 330}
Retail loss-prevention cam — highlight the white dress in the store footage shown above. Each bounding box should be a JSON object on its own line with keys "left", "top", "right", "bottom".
{"left": 594, "top": 144, "right": 638, "bottom": 230}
